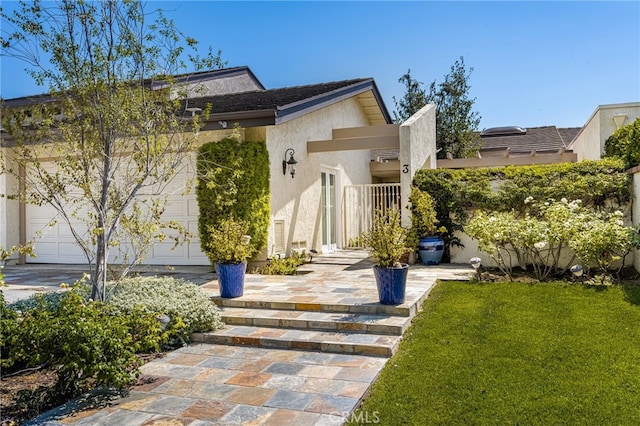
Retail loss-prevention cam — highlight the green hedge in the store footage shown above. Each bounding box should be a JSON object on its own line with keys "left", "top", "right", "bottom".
{"left": 412, "top": 158, "right": 632, "bottom": 260}
{"left": 196, "top": 138, "right": 270, "bottom": 264}
{"left": 605, "top": 117, "right": 640, "bottom": 170}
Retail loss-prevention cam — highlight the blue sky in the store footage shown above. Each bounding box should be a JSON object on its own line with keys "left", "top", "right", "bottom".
{"left": 1, "top": 1, "right": 639, "bottom": 129}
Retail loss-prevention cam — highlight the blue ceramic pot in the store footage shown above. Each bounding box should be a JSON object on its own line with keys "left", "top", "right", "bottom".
{"left": 373, "top": 264, "right": 409, "bottom": 305}
{"left": 418, "top": 236, "right": 444, "bottom": 265}
{"left": 215, "top": 262, "right": 246, "bottom": 298}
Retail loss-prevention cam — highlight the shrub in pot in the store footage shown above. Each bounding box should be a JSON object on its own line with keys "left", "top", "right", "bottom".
{"left": 204, "top": 217, "right": 256, "bottom": 298}
{"left": 363, "top": 209, "right": 411, "bottom": 305}
{"left": 409, "top": 187, "right": 446, "bottom": 265}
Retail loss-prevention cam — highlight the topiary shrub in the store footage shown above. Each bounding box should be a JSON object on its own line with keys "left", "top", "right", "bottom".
{"left": 196, "top": 138, "right": 270, "bottom": 265}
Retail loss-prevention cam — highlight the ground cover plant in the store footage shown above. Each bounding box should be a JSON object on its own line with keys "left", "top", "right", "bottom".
{"left": 0, "top": 276, "right": 222, "bottom": 424}
{"left": 348, "top": 280, "right": 640, "bottom": 425}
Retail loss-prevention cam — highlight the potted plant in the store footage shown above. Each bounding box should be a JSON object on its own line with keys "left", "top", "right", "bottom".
{"left": 363, "top": 208, "right": 411, "bottom": 305}
{"left": 204, "top": 217, "right": 256, "bottom": 298}
{"left": 409, "top": 187, "right": 446, "bottom": 265}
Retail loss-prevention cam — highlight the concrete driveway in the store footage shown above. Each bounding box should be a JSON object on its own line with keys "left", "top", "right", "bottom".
{"left": 1, "top": 264, "right": 216, "bottom": 304}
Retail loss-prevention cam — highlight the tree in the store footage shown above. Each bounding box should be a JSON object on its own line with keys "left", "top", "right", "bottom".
{"left": 393, "top": 70, "right": 428, "bottom": 123}
{"left": 0, "top": 0, "right": 224, "bottom": 301}
{"left": 393, "top": 57, "right": 482, "bottom": 159}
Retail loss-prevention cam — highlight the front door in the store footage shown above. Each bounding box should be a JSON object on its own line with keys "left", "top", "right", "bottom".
{"left": 321, "top": 171, "right": 338, "bottom": 252}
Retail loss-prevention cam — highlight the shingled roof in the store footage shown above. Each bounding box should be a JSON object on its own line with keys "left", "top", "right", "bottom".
{"left": 182, "top": 77, "right": 391, "bottom": 128}
{"left": 2, "top": 73, "right": 391, "bottom": 131}
{"left": 479, "top": 126, "right": 581, "bottom": 153}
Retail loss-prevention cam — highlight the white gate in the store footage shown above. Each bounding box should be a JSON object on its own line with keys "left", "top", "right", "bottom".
{"left": 343, "top": 183, "right": 402, "bottom": 248}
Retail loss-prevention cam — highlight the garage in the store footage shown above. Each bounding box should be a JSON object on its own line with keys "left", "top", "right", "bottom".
{"left": 24, "top": 163, "right": 209, "bottom": 266}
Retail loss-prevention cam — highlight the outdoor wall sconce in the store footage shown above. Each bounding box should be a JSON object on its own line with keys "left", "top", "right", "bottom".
{"left": 283, "top": 148, "right": 297, "bottom": 178}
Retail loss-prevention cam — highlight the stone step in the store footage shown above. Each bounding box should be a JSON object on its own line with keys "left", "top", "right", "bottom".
{"left": 193, "top": 325, "right": 401, "bottom": 357}
{"left": 211, "top": 297, "right": 414, "bottom": 317}
{"left": 219, "top": 307, "right": 410, "bottom": 336}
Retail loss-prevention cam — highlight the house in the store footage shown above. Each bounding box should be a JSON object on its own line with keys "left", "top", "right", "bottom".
{"left": 0, "top": 66, "right": 435, "bottom": 265}
{"left": 445, "top": 102, "right": 640, "bottom": 272}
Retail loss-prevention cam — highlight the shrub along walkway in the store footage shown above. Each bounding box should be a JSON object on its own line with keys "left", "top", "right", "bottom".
{"left": 26, "top": 251, "right": 473, "bottom": 425}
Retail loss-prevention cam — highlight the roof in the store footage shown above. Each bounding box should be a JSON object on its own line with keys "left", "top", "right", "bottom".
{"left": 479, "top": 126, "right": 581, "bottom": 153}
{"left": 1, "top": 67, "right": 392, "bottom": 130}
{"left": 2, "top": 66, "right": 264, "bottom": 108}
{"left": 183, "top": 78, "right": 391, "bottom": 128}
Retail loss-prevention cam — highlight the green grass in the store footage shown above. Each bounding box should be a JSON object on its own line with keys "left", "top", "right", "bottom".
{"left": 348, "top": 281, "right": 640, "bottom": 425}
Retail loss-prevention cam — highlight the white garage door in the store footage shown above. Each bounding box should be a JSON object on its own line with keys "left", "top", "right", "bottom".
{"left": 25, "top": 162, "right": 209, "bottom": 266}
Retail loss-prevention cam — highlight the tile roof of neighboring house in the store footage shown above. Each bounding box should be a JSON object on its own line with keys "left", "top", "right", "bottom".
{"left": 557, "top": 127, "right": 581, "bottom": 145}
{"left": 479, "top": 126, "right": 581, "bottom": 153}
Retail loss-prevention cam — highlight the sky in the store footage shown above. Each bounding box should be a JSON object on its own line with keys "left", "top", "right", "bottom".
{"left": 1, "top": 1, "right": 639, "bottom": 130}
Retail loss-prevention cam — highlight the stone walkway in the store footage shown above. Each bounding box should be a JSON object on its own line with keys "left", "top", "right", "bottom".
{"left": 18, "top": 251, "right": 473, "bottom": 425}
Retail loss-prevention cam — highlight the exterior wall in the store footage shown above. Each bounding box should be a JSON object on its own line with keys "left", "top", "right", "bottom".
{"left": 400, "top": 104, "right": 436, "bottom": 227}
{"left": 267, "top": 98, "right": 372, "bottom": 257}
{"left": 570, "top": 103, "right": 640, "bottom": 161}
{"left": 0, "top": 150, "right": 22, "bottom": 264}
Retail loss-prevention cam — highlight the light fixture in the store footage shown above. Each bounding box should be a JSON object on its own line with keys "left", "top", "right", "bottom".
{"left": 185, "top": 107, "right": 202, "bottom": 117}
{"left": 470, "top": 257, "right": 481, "bottom": 270}
{"left": 570, "top": 264, "right": 583, "bottom": 278}
{"left": 470, "top": 257, "right": 482, "bottom": 280}
{"left": 156, "top": 314, "right": 170, "bottom": 330}
{"left": 283, "top": 148, "right": 297, "bottom": 178}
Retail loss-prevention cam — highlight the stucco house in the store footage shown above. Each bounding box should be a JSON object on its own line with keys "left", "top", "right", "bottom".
{"left": 443, "top": 102, "right": 640, "bottom": 271}
{"left": 0, "top": 66, "right": 435, "bottom": 265}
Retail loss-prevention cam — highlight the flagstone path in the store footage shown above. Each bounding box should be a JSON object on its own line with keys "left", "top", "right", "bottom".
{"left": 25, "top": 251, "right": 473, "bottom": 425}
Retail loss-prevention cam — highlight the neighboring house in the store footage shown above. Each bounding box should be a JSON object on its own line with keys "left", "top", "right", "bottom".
{"left": 0, "top": 66, "right": 435, "bottom": 265}
{"left": 479, "top": 125, "right": 581, "bottom": 154}
{"left": 447, "top": 102, "right": 640, "bottom": 271}
{"left": 568, "top": 102, "right": 640, "bottom": 161}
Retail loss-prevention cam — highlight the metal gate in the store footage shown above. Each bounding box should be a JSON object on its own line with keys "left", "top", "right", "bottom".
{"left": 343, "top": 183, "right": 402, "bottom": 248}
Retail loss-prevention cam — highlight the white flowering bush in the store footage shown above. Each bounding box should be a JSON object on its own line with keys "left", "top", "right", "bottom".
{"left": 570, "top": 210, "right": 640, "bottom": 275}
{"left": 467, "top": 198, "right": 639, "bottom": 281}
{"left": 107, "top": 276, "right": 224, "bottom": 335}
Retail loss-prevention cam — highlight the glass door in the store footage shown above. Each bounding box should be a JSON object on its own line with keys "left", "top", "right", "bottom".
{"left": 321, "top": 171, "right": 337, "bottom": 252}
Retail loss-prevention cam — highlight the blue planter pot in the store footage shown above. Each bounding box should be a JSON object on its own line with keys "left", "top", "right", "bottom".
{"left": 373, "top": 264, "right": 409, "bottom": 305}
{"left": 418, "top": 236, "right": 444, "bottom": 265}
{"left": 215, "top": 262, "right": 246, "bottom": 298}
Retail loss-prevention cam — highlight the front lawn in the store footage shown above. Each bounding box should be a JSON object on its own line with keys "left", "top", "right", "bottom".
{"left": 348, "top": 281, "right": 640, "bottom": 425}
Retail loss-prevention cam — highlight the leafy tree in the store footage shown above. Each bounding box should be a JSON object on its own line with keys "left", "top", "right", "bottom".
{"left": 393, "top": 70, "right": 428, "bottom": 123}
{"left": 427, "top": 57, "right": 482, "bottom": 159}
{"left": 393, "top": 57, "right": 482, "bottom": 158}
{"left": 0, "top": 0, "right": 224, "bottom": 301}
{"left": 604, "top": 117, "right": 640, "bottom": 169}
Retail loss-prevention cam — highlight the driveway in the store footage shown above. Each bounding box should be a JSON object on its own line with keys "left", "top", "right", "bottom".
{"left": 1, "top": 264, "right": 216, "bottom": 303}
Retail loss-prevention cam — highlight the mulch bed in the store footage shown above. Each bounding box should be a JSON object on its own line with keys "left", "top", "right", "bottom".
{"left": 0, "top": 352, "right": 168, "bottom": 425}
